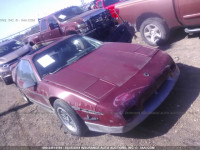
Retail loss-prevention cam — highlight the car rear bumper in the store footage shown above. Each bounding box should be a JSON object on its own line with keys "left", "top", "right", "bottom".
{"left": 85, "top": 65, "right": 180, "bottom": 133}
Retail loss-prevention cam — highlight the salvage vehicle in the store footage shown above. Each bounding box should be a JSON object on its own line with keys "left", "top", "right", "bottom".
{"left": 27, "top": 6, "right": 133, "bottom": 48}
{"left": 0, "top": 40, "right": 31, "bottom": 84}
{"left": 115, "top": 0, "right": 200, "bottom": 46}
{"left": 12, "top": 35, "right": 179, "bottom": 136}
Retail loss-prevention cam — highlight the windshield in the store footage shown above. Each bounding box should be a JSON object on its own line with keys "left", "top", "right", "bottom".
{"left": 55, "top": 6, "right": 84, "bottom": 22}
{"left": 33, "top": 35, "right": 102, "bottom": 78}
{"left": 0, "top": 41, "right": 23, "bottom": 57}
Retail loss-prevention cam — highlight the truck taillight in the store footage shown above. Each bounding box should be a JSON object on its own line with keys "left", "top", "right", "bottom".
{"left": 115, "top": 8, "right": 119, "bottom": 15}
{"left": 114, "top": 8, "right": 119, "bottom": 19}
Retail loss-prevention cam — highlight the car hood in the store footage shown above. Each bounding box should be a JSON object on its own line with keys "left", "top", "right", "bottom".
{"left": 43, "top": 43, "right": 158, "bottom": 99}
{"left": 65, "top": 9, "right": 106, "bottom": 23}
{"left": 0, "top": 45, "right": 30, "bottom": 65}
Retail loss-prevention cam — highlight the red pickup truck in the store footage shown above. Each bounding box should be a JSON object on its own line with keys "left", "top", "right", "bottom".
{"left": 27, "top": 6, "right": 125, "bottom": 48}
{"left": 93, "top": 0, "right": 200, "bottom": 46}
{"left": 114, "top": 0, "right": 200, "bottom": 46}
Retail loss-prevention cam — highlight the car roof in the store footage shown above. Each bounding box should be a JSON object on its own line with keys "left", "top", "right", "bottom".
{"left": 0, "top": 39, "right": 17, "bottom": 47}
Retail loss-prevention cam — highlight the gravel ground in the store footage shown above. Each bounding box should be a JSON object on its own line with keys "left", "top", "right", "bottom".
{"left": 0, "top": 29, "right": 200, "bottom": 147}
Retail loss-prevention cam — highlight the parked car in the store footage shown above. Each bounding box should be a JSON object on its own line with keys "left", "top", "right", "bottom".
{"left": 115, "top": 0, "right": 200, "bottom": 46}
{"left": 0, "top": 40, "right": 31, "bottom": 84}
{"left": 12, "top": 35, "right": 179, "bottom": 136}
{"left": 27, "top": 6, "right": 133, "bottom": 48}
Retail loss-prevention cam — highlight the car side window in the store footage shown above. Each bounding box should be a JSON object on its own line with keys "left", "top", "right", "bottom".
{"left": 17, "top": 60, "right": 36, "bottom": 82}
{"left": 47, "top": 17, "right": 58, "bottom": 25}
{"left": 41, "top": 19, "right": 47, "bottom": 31}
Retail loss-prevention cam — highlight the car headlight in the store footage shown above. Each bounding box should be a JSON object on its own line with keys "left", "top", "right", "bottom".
{"left": 76, "top": 22, "right": 89, "bottom": 33}
{"left": 77, "top": 22, "right": 87, "bottom": 28}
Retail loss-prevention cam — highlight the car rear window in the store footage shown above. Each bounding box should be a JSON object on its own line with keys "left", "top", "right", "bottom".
{"left": 33, "top": 35, "right": 102, "bottom": 78}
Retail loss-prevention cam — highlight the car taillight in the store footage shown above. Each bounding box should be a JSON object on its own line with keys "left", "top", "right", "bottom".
{"left": 113, "top": 92, "right": 137, "bottom": 108}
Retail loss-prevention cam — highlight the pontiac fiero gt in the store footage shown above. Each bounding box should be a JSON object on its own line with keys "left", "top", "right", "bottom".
{"left": 12, "top": 35, "right": 179, "bottom": 136}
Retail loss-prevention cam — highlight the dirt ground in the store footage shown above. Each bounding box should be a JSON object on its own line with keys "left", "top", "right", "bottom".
{"left": 0, "top": 29, "right": 200, "bottom": 147}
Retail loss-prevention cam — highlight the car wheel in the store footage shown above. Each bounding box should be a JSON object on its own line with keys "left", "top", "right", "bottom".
{"left": 140, "top": 17, "right": 169, "bottom": 46}
{"left": 2, "top": 77, "right": 12, "bottom": 85}
{"left": 53, "top": 99, "right": 88, "bottom": 136}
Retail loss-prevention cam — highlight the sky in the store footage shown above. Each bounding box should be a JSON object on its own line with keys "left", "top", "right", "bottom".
{"left": 0, "top": 0, "right": 93, "bottom": 40}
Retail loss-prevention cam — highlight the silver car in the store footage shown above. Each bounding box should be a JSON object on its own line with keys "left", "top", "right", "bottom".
{"left": 0, "top": 40, "right": 31, "bottom": 84}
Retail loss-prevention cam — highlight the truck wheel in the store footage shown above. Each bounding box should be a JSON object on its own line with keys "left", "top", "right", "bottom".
{"left": 140, "top": 18, "right": 169, "bottom": 46}
{"left": 53, "top": 99, "right": 89, "bottom": 136}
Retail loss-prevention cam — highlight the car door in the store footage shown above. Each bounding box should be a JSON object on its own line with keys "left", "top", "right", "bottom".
{"left": 47, "top": 16, "right": 62, "bottom": 40}
{"left": 16, "top": 60, "right": 51, "bottom": 108}
{"left": 175, "top": 0, "right": 200, "bottom": 26}
{"left": 40, "top": 18, "right": 51, "bottom": 43}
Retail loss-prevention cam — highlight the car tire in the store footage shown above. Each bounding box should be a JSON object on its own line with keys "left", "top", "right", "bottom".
{"left": 140, "top": 17, "right": 169, "bottom": 46}
{"left": 2, "top": 77, "right": 12, "bottom": 85}
{"left": 53, "top": 99, "right": 89, "bottom": 136}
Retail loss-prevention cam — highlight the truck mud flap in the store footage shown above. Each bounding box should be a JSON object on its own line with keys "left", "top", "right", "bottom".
{"left": 105, "top": 22, "right": 135, "bottom": 43}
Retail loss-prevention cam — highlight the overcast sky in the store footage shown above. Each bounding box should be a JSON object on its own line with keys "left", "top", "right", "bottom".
{"left": 0, "top": 0, "right": 92, "bottom": 40}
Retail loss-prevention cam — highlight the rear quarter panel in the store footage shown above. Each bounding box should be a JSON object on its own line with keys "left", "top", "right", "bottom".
{"left": 174, "top": 0, "right": 200, "bottom": 26}
{"left": 115, "top": 0, "right": 180, "bottom": 29}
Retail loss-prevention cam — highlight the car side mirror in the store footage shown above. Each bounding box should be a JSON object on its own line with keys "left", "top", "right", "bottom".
{"left": 49, "top": 23, "right": 59, "bottom": 30}
{"left": 23, "top": 80, "right": 36, "bottom": 89}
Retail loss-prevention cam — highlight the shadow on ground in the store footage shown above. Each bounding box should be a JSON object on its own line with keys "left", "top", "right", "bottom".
{"left": 158, "top": 28, "right": 200, "bottom": 51}
{"left": 0, "top": 102, "right": 32, "bottom": 117}
{"left": 116, "top": 63, "right": 200, "bottom": 138}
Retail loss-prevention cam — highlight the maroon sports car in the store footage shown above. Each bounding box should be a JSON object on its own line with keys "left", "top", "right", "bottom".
{"left": 11, "top": 35, "right": 180, "bottom": 136}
